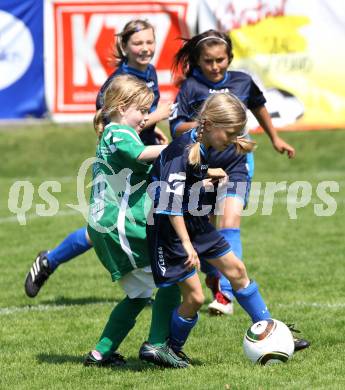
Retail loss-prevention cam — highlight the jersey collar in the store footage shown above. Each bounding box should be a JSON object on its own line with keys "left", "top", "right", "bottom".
{"left": 192, "top": 67, "right": 228, "bottom": 89}
{"left": 120, "top": 61, "right": 151, "bottom": 81}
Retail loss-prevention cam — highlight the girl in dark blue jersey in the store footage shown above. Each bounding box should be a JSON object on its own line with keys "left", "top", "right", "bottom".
{"left": 143, "top": 93, "right": 271, "bottom": 365}
{"left": 169, "top": 29, "right": 296, "bottom": 316}
{"left": 25, "top": 19, "right": 172, "bottom": 297}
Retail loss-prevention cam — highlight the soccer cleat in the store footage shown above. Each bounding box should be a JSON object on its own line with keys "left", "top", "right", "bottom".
{"left": 208, "top": 291, "right": 234, "bottom": 316}
{"left": 84, "top": 350, "right": 126, "bottom": 367}
{"left": 24, "top": 251, "right": 52, "bottom": 298}
{"left": 286, "top": 323, "right": 311, "bottom": 352}
{"left": 139, "top": 341, "right": 189, "bottom": 368}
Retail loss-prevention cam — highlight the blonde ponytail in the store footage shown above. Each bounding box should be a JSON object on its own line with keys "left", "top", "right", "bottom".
{"left": 93, "top": 109, "right": 104, "bottom": 139}
{"left": 234, "top": 137, "right": 257, "bottom": 154}
{"left": 188, "top": 143, "right": 202, "bottom": 165}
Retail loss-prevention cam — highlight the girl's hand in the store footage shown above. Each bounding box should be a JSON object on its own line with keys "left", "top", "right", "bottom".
{"left": 272, "top": 136, "right": 296, "bottom": 159}
{"left": 154, "top": 127, "right": 169, "bottom": 145}
{"left": 182, "top": 240, "right": 200, "bottom": 271}
{"left": 155, "top": 101, "right": 173, "bottom": 121}
{"left": 207, "top": 168, "right": 227, "bottom": 183}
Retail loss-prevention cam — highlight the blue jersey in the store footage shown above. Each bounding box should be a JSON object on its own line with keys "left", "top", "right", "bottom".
{"left": 170, "top": 67, "right": 266, "bottom": 137}
{"left": 96, "top": 62, "right": 160, "bottom": 145}
{"left": 150, "top": 129, "right": 209, "bottom": 216}
{"left": 148, "top": 129, "right": 231, "bottom": 287}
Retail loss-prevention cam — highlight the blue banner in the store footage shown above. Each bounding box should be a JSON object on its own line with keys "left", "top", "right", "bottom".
{"left": 0, "top": 0, "right": 46, "bottom": 119}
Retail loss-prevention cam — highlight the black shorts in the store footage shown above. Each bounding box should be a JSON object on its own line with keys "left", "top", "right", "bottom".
{"left": 147, "top": 214, "right": 231, "bottom": 287}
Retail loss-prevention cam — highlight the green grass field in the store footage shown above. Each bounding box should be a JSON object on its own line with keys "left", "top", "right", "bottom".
{"left": 1, "top": 124, "right": 345, "bottom": 389}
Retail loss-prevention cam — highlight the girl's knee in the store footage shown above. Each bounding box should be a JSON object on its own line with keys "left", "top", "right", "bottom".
{"left": 189, "top": 291, "right": 205, "bottom": 309}
{"left": 218, "top": 213, "right": 241, "bottom": 229}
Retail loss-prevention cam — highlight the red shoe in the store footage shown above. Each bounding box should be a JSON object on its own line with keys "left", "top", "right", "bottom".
{"left": 208, "top": 291, "right": 234, "bottom": 316}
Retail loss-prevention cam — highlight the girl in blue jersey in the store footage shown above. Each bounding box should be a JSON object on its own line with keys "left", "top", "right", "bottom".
{"left": 24, "top": 19, "right": 172, "bottom": 298}
{"left": 169, "top": 29, "right": 296, "bottom": 316}
{"left": 84, "top": 74, "right": 184, "bottom": 367}
{"left": 143, "top": 92, "right": 272, "bottom": 366}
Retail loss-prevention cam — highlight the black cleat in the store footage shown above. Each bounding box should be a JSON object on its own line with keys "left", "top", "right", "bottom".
{"left": 139, "top": 341, "right": 189, "bottom": 368}
{"left": 24, "top": 251, "right": 52, "bottom": 298}
{"left": 294, "top": 337, "right": 310, "bottom": 352}
{"left": 287, "top": 323, "right": 311, "bottom": 352}
{"left": 84, "top": 351, "right": 126, "bottom": 367}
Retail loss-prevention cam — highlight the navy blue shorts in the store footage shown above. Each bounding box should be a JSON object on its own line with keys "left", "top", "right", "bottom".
{"left": 207, "top": 144, "right": 251, "bottom": 208}
{"left": 147, "top": 214, "right": 231, "bottom": 287}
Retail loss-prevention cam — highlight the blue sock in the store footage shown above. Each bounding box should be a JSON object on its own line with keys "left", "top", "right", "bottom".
{"left": 233, "top": 280, "right": 271, "bottom": 323}
{"left": 46, "top": 227, "right": 92, "bottom": 271}
{"left": 169, "top": 308, "right": 198, "bottom": 352}
{"left": 218, "top": 228, "right": 243, "bottom": 300}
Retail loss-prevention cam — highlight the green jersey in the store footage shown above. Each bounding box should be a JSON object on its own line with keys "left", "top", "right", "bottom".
{"left": 88, "top": 123, "right": 152, "bottom": 281}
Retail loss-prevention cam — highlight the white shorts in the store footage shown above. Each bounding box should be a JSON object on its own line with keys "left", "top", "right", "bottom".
{"left": 118, "top": 266, "right": 155, "bottom": 299}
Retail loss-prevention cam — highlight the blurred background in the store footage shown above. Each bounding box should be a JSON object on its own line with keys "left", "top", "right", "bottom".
{"left": 1, "top": 0, "right": 345, "bottom": 130}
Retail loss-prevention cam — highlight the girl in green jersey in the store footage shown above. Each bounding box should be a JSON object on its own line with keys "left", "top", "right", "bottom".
{"left": 85, "top": 74, "right": 184, "bottom": 368}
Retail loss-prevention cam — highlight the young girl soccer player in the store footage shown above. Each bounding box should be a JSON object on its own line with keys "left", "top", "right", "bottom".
{"left": 83, "top": 74, "right": 184, "bottom": 367}
{"left": 169, "top": 29, "right": 296, "bottom": 317}
{"left": 141, "top": 93, "right": 273, "bottom": 367}
{"left": 24, "top": 19, "right": 172, "bottom": 298}
{"left": 168, "top": 29, "right": 309, "bottom": 353}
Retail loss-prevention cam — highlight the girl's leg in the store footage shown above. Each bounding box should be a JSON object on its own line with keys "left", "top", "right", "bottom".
{"left": 207, "top": 253, "right": 271, "bottom": 323}
{"left": 148, "top": 285, "right": 181, "bottom": 345}
{"left": 217, "top": 197, "right": 244, "bottom": 297}
{"left": 46, "top": 227, "right": 93, "bottom": 271}
{"left": 95, "top": 296, "right": 149, "bottom": 358}
{"left": 169, "top": 273, "right": 204, "bottom": 352}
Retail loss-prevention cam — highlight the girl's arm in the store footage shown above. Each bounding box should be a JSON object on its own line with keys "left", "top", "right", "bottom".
{"left": 251, "top": 105, "right": 296, "bottom": 158}
{"left": 144, "top": 101, "right": 172, "bottom": 129}
{"left": 169, "top": 215, "right": 200, "bottom": 271}
{"left": 174, "top": 121, "right": 198, "bottom": 137}
{"left": 154, "top": 126, "right": 169, "bottom": 145}
{"left": 137, "top": 145, "right": 167, "bottom": 162}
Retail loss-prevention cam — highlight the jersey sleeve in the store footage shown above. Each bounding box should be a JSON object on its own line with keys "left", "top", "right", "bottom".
{"left": 247, "top": 79, "right": 267, "bottom": 110}
{"left": 106, "top": 128, "right": 147, "bottom": 171}
{"left": 154, "top": 151, "right": 187, "bottom": 216}
{"left": 169, "top": 81, "right": 194, "bottom": 138}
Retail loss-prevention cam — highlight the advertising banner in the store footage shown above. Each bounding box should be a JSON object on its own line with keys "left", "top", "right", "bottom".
{"left": 198, "top": 0, "right": 345, "bottom": 130}
{"left": 0, "top": 0, "right": 46, "bottom": 119}
{"left": 45, "top": 0, "right": 197, "bottom": 121}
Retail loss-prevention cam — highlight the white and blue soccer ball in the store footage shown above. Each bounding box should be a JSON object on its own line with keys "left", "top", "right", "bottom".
{"left": 243, "top": 319, "right": 294, "bottom": 365}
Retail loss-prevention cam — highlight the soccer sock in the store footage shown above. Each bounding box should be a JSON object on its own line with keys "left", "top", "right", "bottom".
{"left": 96, "top": 296, "right": 149, "bottom": 357}
{"left": 246, "top": 151, "right": 255, "bottom": 179}
{"left": 169, "top": 308, "right": 198, "bottom": 352}
{"left": 218, "top": 228, "right": 243, "bottom": 300}
{"left": 233, "top": 280, "right": 271, "bottom": 323}
{"left": 148, "top": 285, "right": 181, "bottom": 346}
{"left": 46, "top": 227, "right": 92, "bottom": 271}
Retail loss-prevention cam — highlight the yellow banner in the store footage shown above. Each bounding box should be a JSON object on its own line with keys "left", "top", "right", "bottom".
{"left": 199, "top": 0, "right": 345, "bottom": 130}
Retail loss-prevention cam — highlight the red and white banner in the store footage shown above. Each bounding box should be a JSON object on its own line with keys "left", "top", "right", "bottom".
{"left": 45, "top": 0, "right": 197, "bottom": 121}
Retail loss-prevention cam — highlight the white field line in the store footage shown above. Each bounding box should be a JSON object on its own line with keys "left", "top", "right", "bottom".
{"left": 0, "top": 301, "right": 114, "bottom": 316}
{"left": 1, "top": 300, "right": 344, "bottom": 317}
{"left": 0, "top": 209, "right": 81, "bottom": 224}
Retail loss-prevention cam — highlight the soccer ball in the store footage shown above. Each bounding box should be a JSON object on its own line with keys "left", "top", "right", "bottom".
{"left": 243, "top": 319, "right": 294, "bottom": 365}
